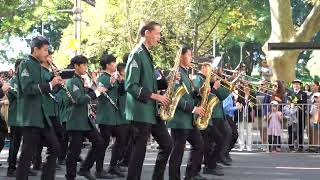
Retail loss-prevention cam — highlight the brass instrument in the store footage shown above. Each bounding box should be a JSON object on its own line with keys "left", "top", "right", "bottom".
{"left": 193, "top": 63, "right": 219, "bottom": 130}
{"left": 49, "top": 62, "right": 76, "bottom": 104}
{"left": 159, "top": 49, "right": 189, "bottom": 121}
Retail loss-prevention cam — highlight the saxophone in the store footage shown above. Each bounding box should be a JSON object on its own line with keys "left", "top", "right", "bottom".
{"left": 159, "top": 50, "right": 189, "bottom": 121}
{"left": 193, "top": 63, "right": 219, "bottom": 130}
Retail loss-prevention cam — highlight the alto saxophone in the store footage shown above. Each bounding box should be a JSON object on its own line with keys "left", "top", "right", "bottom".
{"left": 193, "top": 63, "right": 219, "bottom": 130}
{"left": 159, "top": 50, "right": 188, "bottom": 121}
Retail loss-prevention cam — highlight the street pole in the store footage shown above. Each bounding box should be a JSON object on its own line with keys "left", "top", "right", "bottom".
{"left": 74, "top": 0, "right": 82, "bottom": 55}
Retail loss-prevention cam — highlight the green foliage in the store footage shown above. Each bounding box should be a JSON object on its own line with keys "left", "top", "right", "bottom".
{"left": 56, "top": 0, "right": 269, "bottom": 70}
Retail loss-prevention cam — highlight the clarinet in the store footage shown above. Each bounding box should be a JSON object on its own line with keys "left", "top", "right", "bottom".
{"left": 49, "top": 62, "right": 76, "bottom": 104}
{"left": 86, "top": 72, "right": 119, "bottom": 110}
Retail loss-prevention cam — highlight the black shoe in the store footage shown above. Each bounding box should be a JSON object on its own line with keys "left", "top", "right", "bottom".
{"left": 28, "top": 170, "right": 38, "bottom": 176}
{"left": 77, "top": 156, "right": 83, "bottom": 163}
{"left": 7, "top": 169, "right": 16, "bottom": 177}
{"left": 118, "top": 166, "right": 128, "bottom": 172}
{"left": 185, "top": 174, "right": 208, "bottom": 180}
{"left": 56, "top": 164, "right": 62, "bottom": 170}
{"left": 32, "top": 165, "right": 42, "bottom": 171}
{"left": 297, "top": 147, "right": 304, "bottom": 152}
{"left": 77, "top": 170, "right": 96, "bottom": 180}
{"left": 95, "top": 170, "right": 117, "bottom": 179}
{"left": 203, "top": 166, "right": 224, "bottom": 176}
{"left": 108, "top": 166, "right": 125, "bottom": 178}
{"left": 219, "top": 157, "right": 231, "bottom": 166}
{"left": 58, "top": 159, "right": 66, "bottom": 165}
{"left": 226, "top": 153, "right": 232, "bottom": 162}
{"left": 216, "top": 164, "right": 224, "bottom": 170}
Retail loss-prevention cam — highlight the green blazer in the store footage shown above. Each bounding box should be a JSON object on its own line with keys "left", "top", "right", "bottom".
{"left": 16, "top": 55, "right": 52, "bottom": 128}
{"left": 167, "top": 67, "right": 196, "bottom": 129}
{"left": 125, "top": 43, "right": 158, "bottom": 124}
{"left": 41, "top": 67, "right": 58, "bottom": 117}
{"left": 96, "top": 72, "right": 127, "bottom": 125}
{"left": 66, "top": 74, "right": 93, "bottom": 131}
{"left": 7, "top": 76, "right": 18, "bottom": 127}
{"left": 57, "top": 83, "right": 72, "bottom": 124}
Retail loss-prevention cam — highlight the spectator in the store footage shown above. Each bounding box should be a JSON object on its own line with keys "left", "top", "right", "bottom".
{"left": 256, "top": 80, "right": 271, "bottom": 151}
{"left": 267, "top": 101, "right": 283, "bottom": 152}
{"left": 304, "top": 83, "right": 312, "bottom": 99}
{"left": 283, "top": 97, "right": 299, "bottom": 152}
{"left": 271, "top": 80, "right": 286, "bottom": 104}
{"left": 259, "top": 60, "right": 273, "bottom": 81}
{"left": 309, "top": 92, "right": 320, "bottom": 151}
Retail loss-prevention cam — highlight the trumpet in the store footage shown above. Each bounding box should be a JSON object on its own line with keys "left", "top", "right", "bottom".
{"left": 86, "top": 72, "right": 119, "bottom": 110}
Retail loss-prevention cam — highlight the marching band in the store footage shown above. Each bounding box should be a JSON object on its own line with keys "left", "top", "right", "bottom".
{"left": 0, "top": 20, "right": 315, "bottom": 180}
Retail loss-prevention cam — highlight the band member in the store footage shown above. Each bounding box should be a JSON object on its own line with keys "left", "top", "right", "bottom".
{"left": 7, "top": 59, "right": 37, "bottom": 177}
{"left": 65, "top": 55, "right": 107, "bottom": 180}
{"left": 95, "top": 54, "right": 129, "bottom": 178}
{"left": 166, "top": 45, "right": 207, "bottom": 180}
{"left": 125, "top": 21, "right": 173, "bottom": 180}
{"left": 117, "top": 62, "right": 132, "bottom": 170}
{"left": 193, "top": 64, "right": 228, "bottom": 176}
{"left": 16, "top": 36, "right": 62, "bottom": 180}
{"left": 0, "top": 78, "right": 10, "bottom": 166}
{"left": 32, "top": 49, "right": 65, "bottom": 170}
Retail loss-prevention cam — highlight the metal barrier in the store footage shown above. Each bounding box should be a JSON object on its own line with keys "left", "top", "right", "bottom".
{"left": 234, "top": 103, "right": 320, "bottom": 152}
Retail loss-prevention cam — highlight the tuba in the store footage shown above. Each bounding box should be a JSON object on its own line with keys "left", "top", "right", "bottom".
{"left": 159, "top": 49, "right": 189, "bottom": 121}
{"left": 193, "top": 63, "right": 219, "bottom": 130}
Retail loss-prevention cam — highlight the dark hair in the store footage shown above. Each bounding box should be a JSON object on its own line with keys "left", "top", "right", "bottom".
{"left": 180, "top": 44, "right": 192, "bottom": 55}
{"left": 70, "top": 55, "right": 88, "bottom": 66}
{"left": 272, "top": 80, "right": 285, "bottom": 103}
{"left": 139, "top": 21, "right": 161, "bottom": 37}
{"left": 117, "top": 63, "right": 126, "bottom": 72}
{"left": 314, "top": 80, "right": 319, "bottom": 87}
{"left": 122, "top": 53, "right": 130, "bottom": 64}
{"left": 30, "top": 36, "right": 50, "bottom": 54}
{"left": 100, "top": 54, "right": 116, "bottom": 70}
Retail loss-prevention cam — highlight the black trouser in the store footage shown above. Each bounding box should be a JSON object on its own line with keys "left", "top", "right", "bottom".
{"left": 58, "top": 122, "right": 69, "bottom": 162}
{"left": 297, "top": 110, "right": 305, "bottom": 149}
{"left": 169, "top": 128, "right": 204, "bottom": 180}
{"left": 268, "top": 135, "right": 281, "bottom": 151}
{"left": 206, "top": 122, "right": 225, "bottom": 169}
{"left": 212, "top": 118, "right": 232, "bottom": 161}
{"left": 96, "top": 124, "right": 129, "bottom": 173}
{"left": 16, "top": 127, "right": 60, "bottom": 180}
{"left": 8, "top": 126, "right": 23, "bottom": 170}
{"left": 0, "top": 118, "right": 8, "bottom": 153}
{"left": 66, "top": 128, "right": 104, "bottom": 180}
{"left": 127, "top": 120, "right": 173, "bottom": 180}
{"left": 33, "top": 116, "right": 64, "bottom": 167}
{"left": 120, "top": 124, "right": 134, "bottom": 166}
{"left": 226, "top": 116, "right": 238, "bottom": 151}
{"left": 288, "top": 124, "right": 298, "bottom": 150}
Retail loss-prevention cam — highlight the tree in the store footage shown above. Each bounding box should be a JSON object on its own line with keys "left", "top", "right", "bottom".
{"left": 262, "top": 0, "right": 320, "bottom": 82}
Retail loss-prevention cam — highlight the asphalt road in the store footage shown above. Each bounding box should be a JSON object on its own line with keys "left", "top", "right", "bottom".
{"left": 0, "top": 148, "right": 320, "bottom": 180}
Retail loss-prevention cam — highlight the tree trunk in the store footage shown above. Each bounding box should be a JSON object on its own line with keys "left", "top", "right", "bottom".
{"left": 262, "top": 0, "right": 320, "bottom": 83}
{"left": 192, "top": 24, "right": 199, "bottom": 58}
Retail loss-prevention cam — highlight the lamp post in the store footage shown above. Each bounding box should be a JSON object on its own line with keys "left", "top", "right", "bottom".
{"left": 219, "top": 51, "right": 224, "bottom": 67}
{"left": 239, "top": 42, "right": 245, "bottom": 64}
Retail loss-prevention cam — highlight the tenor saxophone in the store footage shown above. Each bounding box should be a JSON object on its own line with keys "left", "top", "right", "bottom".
{"left": 193, "top": 63, "right": 219, "bottom": 130}
{"left": 159, "top": 49, "right": 188, "bottom": 121}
